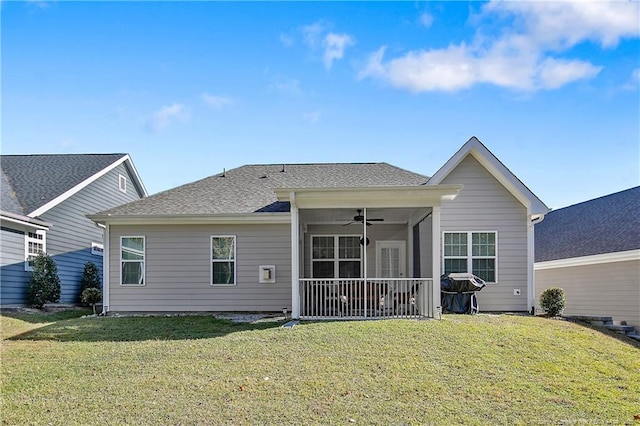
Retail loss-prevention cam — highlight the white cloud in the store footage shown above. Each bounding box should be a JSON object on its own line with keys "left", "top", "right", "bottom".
{"left": 279, "top": 33, "right": 294, "bottom": 47}
{"left": 299, "top": 21, "right": 355, "bottom": 70}
{"left": 632, "top": 68, "right": 640, "bottom": 83}
{"left": 201, "top": 93, "right": 233, "bottom": 109}
{"left": 271, "top": 79, "right": 302, "bottom": 95}
{"left": 536, "top": 58, "right": 602, "bottom": 90}
{"left": 146, "top": 103, "right": 188, "bottom": 133}
{"left": 419, "top": 12, "right": 434, "bottom": 28}
{"left": 303, "top": 110, "right": 321, "bottom": 124}
{"left": 360, "top": 0, "right": 638, "bottom": 92}
{"left": 302, "top": 21, "right": 326, "bottom": 48}
{"left": 323, "top": 33, "right": 354, "bottom": 69}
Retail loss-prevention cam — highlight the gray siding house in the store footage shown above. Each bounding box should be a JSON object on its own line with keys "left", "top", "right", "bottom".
{"left": 89, "top": 137, "right": 549, "bottom": 319}
{"left": 535, "top": 187, "right": 640, "bottom": 327}
{"left": 1, "top": 154, "right": 146, "bottom": 304}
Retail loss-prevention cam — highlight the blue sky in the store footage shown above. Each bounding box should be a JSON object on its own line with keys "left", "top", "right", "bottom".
{"left": 2, "top": 1, "right": 639, "bottom": 209}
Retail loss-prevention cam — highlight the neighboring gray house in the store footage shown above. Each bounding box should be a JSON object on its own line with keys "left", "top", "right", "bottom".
{"left": 89, "top": 137, "right": 549, "bottom": 319}
{"left": 1, "top": 154, "right": 146, "bottom": 305}
{"left": 535, "top": 187, "right": 640, "bottom": 328}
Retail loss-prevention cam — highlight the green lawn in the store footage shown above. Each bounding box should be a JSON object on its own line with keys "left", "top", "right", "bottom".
{"left": 1, "top": 310, "right": 639, "bottom": 425}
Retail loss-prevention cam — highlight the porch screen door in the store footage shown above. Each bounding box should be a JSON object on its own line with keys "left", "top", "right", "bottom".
{"left": 376, "top": 241, "right": 406, "bottom": 278}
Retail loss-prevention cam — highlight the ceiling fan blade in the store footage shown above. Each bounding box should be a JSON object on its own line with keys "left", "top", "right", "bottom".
{"left": 368, "top": 218, "right": 384, "bottom": 222}
{"left": 342, "top": 221, "right": 357, "bottom": 226}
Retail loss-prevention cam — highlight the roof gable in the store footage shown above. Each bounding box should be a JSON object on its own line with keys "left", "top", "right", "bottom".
{"left": 427, "top": 137, "right": 549, "bottom": 216}
{"left": 94, "top": 162, "right": 429, "bottom": 217}
{"left": 535, "top": 186, "right": 640, "bottom": 262}
{"left": 0, "top": 153, "right": 147, "bottom": 217}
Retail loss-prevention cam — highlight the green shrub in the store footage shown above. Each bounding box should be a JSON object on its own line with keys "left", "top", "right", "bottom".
{"left": 27, "top": 253, "right": 61, "bottom": 308}
{"left": 79, "top": 261, "right": 101, "bottom": 302}
{"left": 80, "top": 288, "right": 102, "bottom": 314}
{"left": 540, "top": 287, "right": 566, "bottom": 317}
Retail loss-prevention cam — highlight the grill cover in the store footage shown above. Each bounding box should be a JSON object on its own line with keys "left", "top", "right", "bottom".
{"left": 440, "top": 273, "right": 486, "bottom": 314}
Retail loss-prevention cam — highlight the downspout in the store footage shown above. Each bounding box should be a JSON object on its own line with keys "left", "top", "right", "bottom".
{"left": 101, "top": 223, "right": 110, "bottom": 315}
{"left": 527, "top": 214, "right": 545, "bottom": 315}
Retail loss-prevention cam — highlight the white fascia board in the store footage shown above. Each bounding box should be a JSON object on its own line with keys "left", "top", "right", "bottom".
{"left": 87, "top": 213, "right": 291, "bottom": 226}
{"left": 274, "top": 185, "right": 462, "bottom": 209}
{"left": 535, "top": 249, "right": 640, "bottom": 270}
{"left": 427, "top": 137, "right": 550, "bottom": 216}
{"left": 29, "top": 155, "right": 133, "bottom": 217}
{"left": 0, "top": 213, "right": 50, "bottom": 231}
{"left": 122, "top": 154, "right": 149, "bottom": 197}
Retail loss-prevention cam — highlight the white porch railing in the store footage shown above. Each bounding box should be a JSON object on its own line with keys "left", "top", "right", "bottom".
{"left": 299, "top": 278, "right": 433, "bottom": 320}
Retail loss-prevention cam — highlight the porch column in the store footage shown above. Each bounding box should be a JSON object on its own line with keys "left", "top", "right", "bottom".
{"left": 431, "top": 206, "right": 441, "bottom": 317}
{"left": 290, "top": 193, "right": 300, "bottom": 319}
{"left": 102, "top": 223, "right": 110, "bottom": 314}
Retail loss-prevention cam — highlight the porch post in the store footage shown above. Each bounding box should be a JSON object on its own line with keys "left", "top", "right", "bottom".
{"left": 290, "top": 193, "right": 300, "bottom": 319}
{"left": 431, "top": 206, "right": 441, "bottom": 317}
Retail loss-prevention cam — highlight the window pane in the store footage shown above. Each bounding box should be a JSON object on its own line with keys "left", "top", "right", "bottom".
{"left": 122, "top": 261, "right": 143, "bottom": 285}
{"left": 212, "top": 237, "right": 235, "bottom": 260}
{"left": 122, "top": 237, "right": 144, "bottom": 261}
{"left": 212, "top": 261, "right": 235, "bottom": 284}
{"left": 444, "top": 232, "right": 467, "bottom": 257}
{"left": 473, "top": 259, "right": 495, "bottom": 282}
{"left": 472, "top": 232, "right": 495, "bottom": 257}
{"left": 444, "top": 258, "right": 467, "bottom": 274}
{"left": 312, "top": 236, "right": 334, "bottom": 259}
{"left": 338, "top": 261, "right": 361, "bottom": 278}
{"left": 312, "top": 261, "right": 334, "bottom": 278}
{"left": 338, "top": 236, "right": 360, "bottom": 259}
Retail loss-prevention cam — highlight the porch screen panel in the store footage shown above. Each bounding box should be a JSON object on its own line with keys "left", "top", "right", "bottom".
{"left": 311, "top": 235, "right": 361, "bottom": 278}
{"left": 312, "top": 236, "right": 335, "bottom": 278}
{"left": 338, "top": 236, "right": 361, "bottom": 278}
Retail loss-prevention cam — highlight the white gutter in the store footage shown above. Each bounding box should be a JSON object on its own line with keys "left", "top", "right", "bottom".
{"left": 87, "top": 212, "right": 291, "bottom": 226}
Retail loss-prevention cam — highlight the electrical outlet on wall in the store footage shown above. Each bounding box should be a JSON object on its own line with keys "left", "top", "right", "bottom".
{"left": 513, "top": 289, "right": 521, "bottom": 296}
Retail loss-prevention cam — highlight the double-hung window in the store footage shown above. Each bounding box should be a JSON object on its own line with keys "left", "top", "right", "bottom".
{"left": 121, "top": 236, "right": 145, "bottom": 285}
{"left": 25, "top": 231, "right": 46, "bottom": 271}
{"left": 211, "top": 236, "right": 236, "bottom": 285}
{"left": 311, "top": 235, "right": 362, "bottom": 279}
{"left": 443, "top": 231, "right": 497, "bottom": 283}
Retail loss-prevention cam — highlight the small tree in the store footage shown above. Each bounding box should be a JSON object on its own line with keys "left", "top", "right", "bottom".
{"left": 540, "top": 287, "right": 566, "bottom": 317}
{"left": 27, "top": 253, "right": 61, "bottom": 309}
{"left": 81, "top": 288, "right": 102, "bottom": 314}
{"left": 79, "top": 261, "right": 101, "bottom": 302}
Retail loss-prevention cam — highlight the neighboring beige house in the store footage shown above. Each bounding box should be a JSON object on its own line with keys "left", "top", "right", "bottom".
{"left": 535, "top": 187, "right": 640, "bottom": 328}
{"left": 88, "top": 137, "right": 549, "bottom": 319}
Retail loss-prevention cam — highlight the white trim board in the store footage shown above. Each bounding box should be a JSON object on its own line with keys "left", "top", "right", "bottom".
{"left": 427, "top": 137, "right": 549, "bottom": 217}
{"left": 535, "top": 249, "right": 640, "bottom": 270}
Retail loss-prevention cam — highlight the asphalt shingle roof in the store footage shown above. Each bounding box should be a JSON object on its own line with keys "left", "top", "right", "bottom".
{"left": 535, "top": 186, "right": 640, "bottom": 262}
{"left": 0, "top": 154, "right": 127, "bottom": 215}
{"left": 97, "top": 163, "right": 429, "bottom": 216}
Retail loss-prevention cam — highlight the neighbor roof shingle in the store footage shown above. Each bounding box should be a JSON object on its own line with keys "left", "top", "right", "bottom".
{"left": 0, "top": 154, "right": 127, "bottom": 215}
{"left": 96, "top": 162, "right": 429, "bottom": 216}
{"left": 535, "top": 186, "right": 640, "bottom": 262}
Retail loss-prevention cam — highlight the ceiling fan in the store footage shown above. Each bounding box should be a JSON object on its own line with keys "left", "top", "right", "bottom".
{"left": 342, "top": 209, "right": 384, "bottom": 226}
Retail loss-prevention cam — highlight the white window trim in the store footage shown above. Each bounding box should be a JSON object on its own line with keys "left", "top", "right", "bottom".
{"left": 310, "top": 234, "right": 363, "bottom": 279}
{"left": 91, "top": 242, "right": 104, "bottom": 256}
{"left": 118, "top": 174, "right": 127, "bottom": 193}
{"left": 211, "top": 235, "right": 237, "bottom": 286}
{"left": 442, "top": 231, "right": 498, "bottom": 284}
{"left": 24, "top": 230, "right": 46, "bottom": 272}
{"left": 120, "top": 236, "right": 145, "bottom": 286}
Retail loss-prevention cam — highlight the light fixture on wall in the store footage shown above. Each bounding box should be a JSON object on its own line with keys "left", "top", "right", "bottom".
{"left": 360, "top": 237, "right": 370, "bottom": 246}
